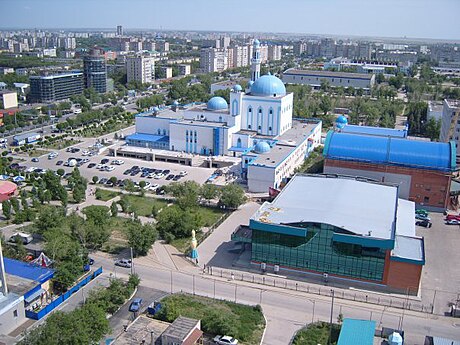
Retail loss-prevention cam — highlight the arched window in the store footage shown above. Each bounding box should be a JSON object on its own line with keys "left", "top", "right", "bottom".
{"left": 237, "top": 138, "right": 242, "bottom": 148}
{"left": 163, "top": 129, "right": 166, "bottom": 135}
{"left": 186, "top": 130, "right": 189, "bottom": 136}
{"left": 157, "top": 129, "right": 161, "bottom": 135}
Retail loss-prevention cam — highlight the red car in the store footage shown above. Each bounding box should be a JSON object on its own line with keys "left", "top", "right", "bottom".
{"left": 446, "top": 214, "right": 460, "bottom": 221}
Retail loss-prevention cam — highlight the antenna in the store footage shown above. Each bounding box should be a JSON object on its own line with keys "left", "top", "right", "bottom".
{"left": 0, "top": 238, "right": 8, "bottom": 296}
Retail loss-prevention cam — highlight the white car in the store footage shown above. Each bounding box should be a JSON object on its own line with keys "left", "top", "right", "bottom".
{"left": 148, "top": 184, "right": 160, "bottom": 191}
{"left": 81, "top": 150, "right": 90, "bottom": 156}
{"left": 213, "top": 336, "right": 238, "bottom": 345}
{"left": 111, "top": 159, "right": 124, "bottom": 165}
{"left": 154, "top": 173, "right": 165, "bottom": 179}
{"left": 48, "top": 152, "right": 58, "bottom": 159}
{"left": 96, "top": 164, "right": 104, "bottom": 169}
{"left": 179, "top": 170, "right": 188, "bottom": 176}
{"left": 142, "top": 182, "right": 152, "bottom": 189}
{"left": 26, "top": 167, "right": 38, "bottom": 173}
{"left": 105, "top": 166, "right": 115, "bottom": 172}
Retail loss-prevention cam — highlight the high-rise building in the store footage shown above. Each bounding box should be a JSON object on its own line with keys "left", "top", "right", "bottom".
{"left": 178, "top": 64, "right": 191, "bottom": 76}
{"left": 83, "top": 49, "right": 107, "bottom": 93}
{"left": 200, "top": 48, "right": 227, "bottom": 73}
{"left": 440, "top": 99, "right": 460, "bottom": 157}
{"left": 29, "top": 72, "right": 83, "bottom": 102}
{"left": 268, "top": 45, "right": 282, "bottom": 61}
{"left": 156, "top": 40, "right": 169, "bottom": 52}
{"left": 250, "top": 40, "right": 261, "bottom": 82}
{"left": 117, "top": 25, "right": 123, "bottom": 36}
{"left": 59, "top": 37, "right": 76, "bottom": 50}
{"left": 126, "top": 54, "right": 155, "bottom": 83}
{"left": 227, "top": 45, "right": 249, "bottom": 69}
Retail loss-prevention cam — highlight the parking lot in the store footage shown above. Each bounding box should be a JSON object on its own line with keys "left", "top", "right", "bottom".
{"left": 18, "top": 141, "right": 218, "bottom": 190}
{"left": 416, "top": 211, "right": 460, "bottom": 314}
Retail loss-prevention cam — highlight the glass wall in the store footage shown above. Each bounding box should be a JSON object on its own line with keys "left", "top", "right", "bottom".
{"left": 251, "top": 223, "right": 386, "bottom": 281}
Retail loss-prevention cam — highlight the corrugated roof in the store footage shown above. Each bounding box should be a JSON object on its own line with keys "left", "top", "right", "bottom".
{"left": 126, "top": 133, "right": 169, "bottom": 143}
{"left": 4, "top": 258, "right": 54, "bottom": 284}
{"left": 432, "top": 336, "right": 460, "bottom": 345}
{"left": 324, "top": 131, "right": 456, "bottom": 172}
{"left": 284, "top": 68, "right": 373, "bottom": 80}
{"left": 340, "top": 124, "right": 407, "bottom": 138}
{"left": 338, "top": 319, "right": 376, "bottom": 345}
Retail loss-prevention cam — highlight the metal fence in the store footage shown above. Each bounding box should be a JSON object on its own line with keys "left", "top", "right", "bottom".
{"left": 207, "top": 267, "right": 439, "bottom": 315}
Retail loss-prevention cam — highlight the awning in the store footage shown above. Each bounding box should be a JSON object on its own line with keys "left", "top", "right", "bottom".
{"left": 25, "top": 288, "right": 45, "bottom": 304}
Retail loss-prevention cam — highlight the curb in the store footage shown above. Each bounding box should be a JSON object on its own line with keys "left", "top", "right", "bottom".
{"left": 260, "top": 310, "right": 268, "bottom": 345}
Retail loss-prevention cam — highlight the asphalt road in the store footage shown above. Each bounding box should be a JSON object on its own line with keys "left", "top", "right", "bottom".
{"left": 92, "top": 252, "right": 460, "bottom": 345}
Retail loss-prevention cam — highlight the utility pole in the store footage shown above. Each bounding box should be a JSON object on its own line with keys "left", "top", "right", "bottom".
{"left": 328, "top": 289, "right": 335, "bottom": 345}
{"left": 130, "top": 247, "right": 134, "bottom": 275}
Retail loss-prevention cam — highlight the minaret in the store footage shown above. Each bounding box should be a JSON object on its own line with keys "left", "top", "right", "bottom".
{"left": 250, "top": 39, "right": 261, "bottom": 82}
{"left": 190, "top": 230, "right": 198, "bottom": 264}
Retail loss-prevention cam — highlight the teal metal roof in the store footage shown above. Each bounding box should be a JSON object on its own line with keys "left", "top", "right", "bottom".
{"left": 338, "top": 319, "right": 376, "bottom": 345}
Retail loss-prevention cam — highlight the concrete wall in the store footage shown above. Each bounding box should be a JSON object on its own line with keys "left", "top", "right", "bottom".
{"left": 324, "top": 159, "right": 451, "bottom": 210}
{"left": 248, "top": 165, "right": 275, "bottom": 192}
{"left": 135, "top": 116, "right": 172, "bottom": 136}
{"left": 0, "top": 297, "right": 26, "bottom": 335}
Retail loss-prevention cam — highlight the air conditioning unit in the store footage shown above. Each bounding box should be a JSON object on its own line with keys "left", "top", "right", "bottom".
{"left": 260, "top": 262, "right": 266, "bottom": 271}
{"left": 274, "top": 265, "right": 280, "bottom": 274}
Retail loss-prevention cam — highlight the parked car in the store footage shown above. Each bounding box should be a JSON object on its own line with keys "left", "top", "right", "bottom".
{"left": 56, "top": 160, "right": 63, "bottom": 166}
{"left": 105, "top": 166, "right": 115, "bottom": 172}
{"left": 446, "top": 219, "right": 460, "bottom": 225}
{"left": 166, "top": 174, "right": 174, "bottom": 180}
{"left": 213, "top": 335, "right": 238, "bottom": 345}
{"left": 129, "top": 298, "right": 143, "bottom": 312}
{"left": 9, "top": 232, "right": 33, "bottom": 245}
{"left": 99, "top": 178, "right": 108, "bottom": 184}
{"left": 101, "top": 158, "right": 109, "bottom": 164}
{"left": 415, "top": 214, "right": 431, "bottom": 221}
{"left": 148, "top": 184, "right": 160, "bottom": 191}
{"left": 31, "top": 157, "right": 39, "bottom": 162}
{"left": 446, "top": 214, "right": 460, "bottom": 221}
{"left": 88, "top": 163, "right": 96, "bottom": 168}
{"left": 154, "top": 173, "right": 165, "bottom": 179}
{"left": 96, "top": 164, "right": 104, "bottom": 169}
{"left": 115, "top": 259, "right": 131, "bottom": 268}
{"left": 415, "top": 220, "right": 432, "bottom": 228}
{"left": 179, "top": 170, "right": 188, "bottom": 176}
{"left": 123, "top": 169, "right": 131, "bottom": 175}
{"left": 173, "top": 175, "right": 181, "bottom": 181}
{"left": 415, "top": 209, "right": 428, "bottom": 217}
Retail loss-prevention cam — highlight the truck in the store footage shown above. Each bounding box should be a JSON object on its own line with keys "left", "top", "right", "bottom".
{"left": 12, "top": 132, "right": 41, "bottom": 146}
{"left": 147, "top": 301, "right": 162, "bottom": 316}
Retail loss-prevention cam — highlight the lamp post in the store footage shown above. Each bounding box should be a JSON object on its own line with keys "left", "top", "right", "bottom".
{"left": 328, "top": 289, "right": 335, "bottom": 345}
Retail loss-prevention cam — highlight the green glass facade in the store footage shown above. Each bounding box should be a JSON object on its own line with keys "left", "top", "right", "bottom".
{"left": 251, "top": 223, "right": 386, "bottom": 281}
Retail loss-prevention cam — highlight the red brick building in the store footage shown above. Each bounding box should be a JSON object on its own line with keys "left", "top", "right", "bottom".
{"left": 323, "top": 129, "right": 456, "bottom": 211}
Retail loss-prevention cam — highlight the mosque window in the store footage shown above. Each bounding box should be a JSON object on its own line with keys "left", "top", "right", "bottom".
{"left": 158, "top": 129, "right": 161, "bottom": 135}
{"left": 186, "top": 130, "right": 189, "bottom": 136}
{"left": 269, "top": 126, "right": 272, "bottom": 131}
{"left": 258, "top": 126, "right": 261, "bottom": 130}
{"left": 248, "top": 125, "right": 252, "bottom": 129}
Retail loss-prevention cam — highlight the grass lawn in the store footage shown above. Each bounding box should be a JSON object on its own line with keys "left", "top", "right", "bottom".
{"left": 156, "top": 294, "right": 265, "bottom": 345}
{"left": 101, "top": 217, "right": 131, "bottom": 254}
{"left": 120, "top": 194, "right": 168, "bottom": 217}
{"left": 44, "top": 139, "right": 81, "bottom": 150}
{"left": 28, "top": 149, "right": 49, "bottom": 157}
{"left": 95, "top": 188, "right": 120, "bottom": 201}
{"left": 81, "top": 121, "right": 134, "bottom": 138}
{"left": 292, "top": 322, "right": 341, "bottom": 345}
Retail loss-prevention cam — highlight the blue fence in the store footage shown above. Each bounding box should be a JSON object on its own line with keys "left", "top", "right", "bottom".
{"left": 25, "top": 267, "right": 103, "bottom": 320}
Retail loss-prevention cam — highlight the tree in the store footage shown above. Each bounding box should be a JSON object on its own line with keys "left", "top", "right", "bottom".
{"left": 200, "top": 184, "right": 219, "bottom": 205}
{"left": 425, "top": 117, "right": 441, "bottom": 141}
{"left": 156, "top": 205, "right": 203, "bottom": 240}
{"left": 109, "top": 176, "right": 118, "bottom": 186}
{"left": 82, "top": 205, "right": 110, "bottom": 228}
{"left": 56, "top": 168, "right": 65, "bottom": 177}
{"left": 10, "top": 197, "right": 20, "bottom": 213}
{"left": 2, "top": 200, "right": 11, "bottom": 220}
{"left": 72, "top": 184, "right": 86, "bottom": 203}
{"left": 126, "top": 221, "right": 158, "bottom": 256}
{"left": 219, "top": 184, "right": 246, "bottom": 209}
{"left": 165, "top": 181, "right": 201, "bottom": 209}
{"left": 92, "top": 176, "right": 99, "bottom": 184}
{"left": 35, "top": 206, "right": 66, "bottom": 234}
{"left": 151, "top": 201, "right": 160, "bottom": 218}
{"left": 110, "top": 201, "right": 118, "bottom": 217}
{"left": 319, "top": 96, "right": 332, "bottom": 116}
{"left": 58, "top": 186, "right": 68, "bottom": 207}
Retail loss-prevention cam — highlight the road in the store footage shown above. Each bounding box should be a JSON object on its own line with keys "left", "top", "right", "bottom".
{"left": 92, "top": 252, "right": 460, "bottom": 345}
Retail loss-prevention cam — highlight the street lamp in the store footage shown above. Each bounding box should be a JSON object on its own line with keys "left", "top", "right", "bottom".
{"left": 328, "top": 289, "right": 335, "bottom": 345}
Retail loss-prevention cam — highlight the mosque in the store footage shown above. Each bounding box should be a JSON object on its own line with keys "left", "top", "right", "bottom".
{"left": 125, "top": 40, "right": 322, "bottom": 192}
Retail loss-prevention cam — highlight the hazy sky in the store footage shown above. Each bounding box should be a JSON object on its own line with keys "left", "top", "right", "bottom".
{"left": 1, "top": 0, "right": 459, "bottom": 40}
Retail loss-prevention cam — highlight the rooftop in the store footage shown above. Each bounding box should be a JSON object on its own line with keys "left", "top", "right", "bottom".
{"left": 125, "top": 133, "right": 169, "bottom": 143}
{"left": 392, "top": 235, "right": 425, "bottom": 264}
{"left": 115, "top": 315, "right": 169, "bottom": 345}
{"left": 283, "top": 68, "right": 374, "bottom": 80}
{"left": 29, "top": 72, "right": 83, "bottom": 80}
{"left": 252, "top": 174, "right": 408, "bottom": 240}
{"left": 161, "top": 316, "right": 200, "bottom": 341}
{"left": 445, "top": 99, "right": 460, "bottom": 109}
{"left": 4, "top": 258, "right": 54, "bottom": 284}
{"left": 324, "top": 130, "right": 456, "bottom": 172}
{"left": 340, "top": 124, "right": 407, "bottom": 138}
{"left": 248, "top": 120, "right": 320, "bottom": 168}
{"left": 337, "top": 319, "right": 376, "bottom": 345}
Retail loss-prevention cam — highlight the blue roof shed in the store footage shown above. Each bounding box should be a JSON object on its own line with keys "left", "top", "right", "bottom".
{"left": 337, "top": 319, "right": 376, "bottom": 345}
{"left": 4, "top": 257, "right": 54, "bottom": 284}
{"left": 324, "top": 131, "right": 456, "bottom": 172}
{"left": 340, "top": 124, "right": 408, "bottom": 138}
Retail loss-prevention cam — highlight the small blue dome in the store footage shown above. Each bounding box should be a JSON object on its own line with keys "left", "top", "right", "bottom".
{"left": 254, "top": 39, "right": 260, "bottom": 46}
{"left": 253, "top": 141, "right": 271, "bottom": 154}
{"left": 251, "top": 74, "right": 286, "bottom": 97}
{"left": 153, "top": 106, "right": 159, "bottom": 112}
{"left": 233, "top": 84, "right": 242, "bottom": 92}
{"left": 207, "top": 96, "right": 228, "bottom": 111}
{"left": 173, "top": 100, "right": 179, "bottom": 106}
{"left": 248, "top": 81, "right": 254, "bottom": 88}
{"left": 336, "top": 115, "right": 348, "bottom": 124}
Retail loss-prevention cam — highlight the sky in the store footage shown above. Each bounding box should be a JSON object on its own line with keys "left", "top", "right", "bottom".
{"left": 1, "top": 0, "right": 459, "bottom": 40}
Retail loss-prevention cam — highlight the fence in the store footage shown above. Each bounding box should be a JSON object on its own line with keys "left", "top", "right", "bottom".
{"left": 207, "top": 267, "right": 438, "bottom": 315}
{"left": 25, "top": 266, "right": 103, "bottom": 320}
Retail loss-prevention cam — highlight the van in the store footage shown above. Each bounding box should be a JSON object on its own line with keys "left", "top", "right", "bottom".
{"left": 9, "top": 232, "right": 33, "bottom": 245}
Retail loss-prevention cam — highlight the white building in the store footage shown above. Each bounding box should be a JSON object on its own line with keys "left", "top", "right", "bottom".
{"left": 178, "top": 64, "right": 191, "bottom": 76}
{"left": 427, "top": 101, "right": 443, "bottom": 121}
{"left": 124, "top": 41, "right": 322, "bottom": 193}
{"left": 126, "top": 54, "right": 155, "bottom": 84}
{"left": 200, "top": 48, "right": 227, "bottom": 73}
{"left": 268, "top": 45, "right": 282, "bottom": 61}
{"left": 161, "top": 66, "right": 173, "bottom": 79}
{"left": 440, "top": 99, "right": 460, "bottom": 157}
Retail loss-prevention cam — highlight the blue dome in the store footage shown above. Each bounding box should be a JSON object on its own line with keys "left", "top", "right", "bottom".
{"left": 172, "top": 100, "right": 179, "bottom": 106}
{"left": 207, "top": 96, "right": 228, "bottom": 111}
{"left": 233, "top": 84, "right": 242, "bottom": 92}
{"left": 251, "top": 74, "right": 286, "bottom": 97}
{"left": 254, "top": 39, "right": 260, "bottom": 46}
{"left": 253, "top": 141, "right": 271, "bottom": 154}
{"left": 336, "top": 115, "right": 348, "bottom": 124}
{"left": 248, "top": 81, "right": 254, "bottom": 88}
{"left": 153, "top": 106, "right": 159, "bottom": 112}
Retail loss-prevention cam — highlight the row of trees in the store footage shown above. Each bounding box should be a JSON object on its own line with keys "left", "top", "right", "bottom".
{"left": 19, "top": 275, "right": 140, "bottom": 345}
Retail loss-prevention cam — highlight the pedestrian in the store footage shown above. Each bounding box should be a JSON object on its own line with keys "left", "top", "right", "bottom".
{"left": 231, "top": 272, "right": 235, "bottom": 281}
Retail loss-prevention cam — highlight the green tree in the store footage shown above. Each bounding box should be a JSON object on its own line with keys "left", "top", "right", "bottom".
{"left": 10, "top": 197, "right": 20, "bottom": 213}
{"left": 110, "top": 201, "right": 118, "bottom": 217}
{"left": 56, "top": 168, "right": 65, "bottom": 177}
{"left": 2, "top": 200, "right": 11, "bottom": 220}
{"left": 82, "top": 205, "right": 110, "bottom": 228}
{"left": 92, "top": 176, "right": 99, "bottom": 184}
{"left": 200, "top": 184, "right": 219, "bottom": 205}
{"left": 126, "top": 221, "right": 158, "bottom": 256}
{"left": 425, "top": 117, "right": 441, "bottom": 141}
{"left": 35, "top": 206, "right": 66, "bottom": 234}
{"left": 219, "top": 184, "right": 246, "bottom": 209}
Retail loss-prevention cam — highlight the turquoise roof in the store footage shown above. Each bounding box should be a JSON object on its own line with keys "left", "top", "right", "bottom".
{"left": 233, "top": 84, "right": 242, "bottom": 92}
{"left": 324, "top": 130, "right": 456, "bottom": 172}
{"left": 251, "top": 74, "right": 286, "bottom": 97}
{"left": 338, "top": 319, "right": 376, "bottom": 345}
{"left": 253, "top": 141, "right": 271, "bottom": 153}
{"left": 254, "top": 39, "right": 260, "bottom": 46}
{"left": 336, "top": 115, "right": 348, "bottom": 124}
{"left": 207, "top": 96, "right": 228, "bottom": 111}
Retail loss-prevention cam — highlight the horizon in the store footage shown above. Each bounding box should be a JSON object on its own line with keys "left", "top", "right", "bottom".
{"left": 1, "top": 0, "right": 460, "bottom": 41}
